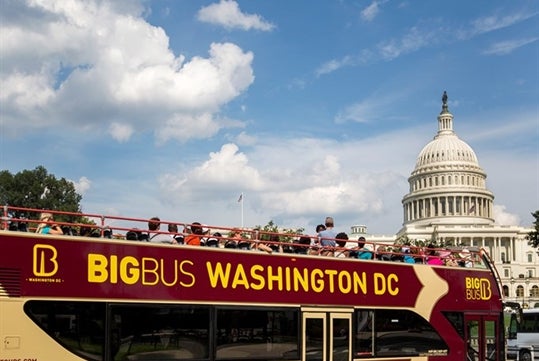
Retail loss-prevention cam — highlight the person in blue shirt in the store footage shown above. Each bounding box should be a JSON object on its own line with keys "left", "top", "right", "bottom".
{"left": 356, "top": 236, "right": 373, "bottom": 260}
{"left": 318, "top": 217, "right": 337, "bottom": 256}
{"left": 35, "top": 212, "right": 63, "bottom": 235}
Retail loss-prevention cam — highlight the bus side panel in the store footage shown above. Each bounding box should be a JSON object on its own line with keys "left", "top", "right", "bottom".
{"left": 1, "top": 298, "right": 85, "bottom": 361}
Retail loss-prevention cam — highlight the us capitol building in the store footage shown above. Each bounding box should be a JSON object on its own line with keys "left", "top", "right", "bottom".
{"left": 350, "top": 92, "right": 538, "bottom": 309}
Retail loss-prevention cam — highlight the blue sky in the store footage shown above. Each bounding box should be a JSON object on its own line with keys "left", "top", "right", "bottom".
{"left": 1, "top": 0, "right": 538, "bottom": 235}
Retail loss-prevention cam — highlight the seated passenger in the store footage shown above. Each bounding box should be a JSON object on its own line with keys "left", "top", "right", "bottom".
{"left": 205, "top": 232, "right": 222, "bottom": 247}
{"left": 335, "top": 232, "right": 351, "bottom": 258}
{"left": 457, "top": 248, "right": 473, "bottom": 267}
{"left": 375, "top": 246, "right": 392, "bottom": 261}
{"left": 185, "top": 222, "right": 204, "bottom": 246}
{"left": 294, "top": 236, "right": 312, "bottom": 254}
{"left": 35, "top": 212, "right": 63, "bottom": 235}
{"left": 356, "top": 236, "right": 373, "bottom": 260}
{"left": 402, "top": 246, "right": 415, "bottom": 264}
{"left": 168, "top": 223, "right": 184, "bottom": 244}
{"left": 251, "top": 231, "right": 274, "bottom": 253}
{"left": 426, "top": 244, "right": 443, "bottom": 265}
{"left": 148, "top": 217, "right": 177, "bottom": 244}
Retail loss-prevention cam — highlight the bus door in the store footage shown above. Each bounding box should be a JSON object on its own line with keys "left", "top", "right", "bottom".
{"left": 302, "top": 309, "right": 352, "bottom": 361}
{"left": 465, "top": 315, "right": 500, "bottom": 361}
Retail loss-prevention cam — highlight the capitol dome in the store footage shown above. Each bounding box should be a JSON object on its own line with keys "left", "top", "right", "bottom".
{"left": 401, "top": 92, "right": 494, "bottom": 227}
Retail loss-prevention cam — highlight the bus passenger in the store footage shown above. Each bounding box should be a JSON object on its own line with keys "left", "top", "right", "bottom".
{"left": 375, "top": 245, "right": 392, "bottom": 261}
{"left": 168, "top": 223, "right": 184, "bottom": 244}
{"left": 318, "top": 217, "right": 336, "bottom": 256}
{"left": 356, "top": 236, "right": 373, "bottom": 260}
{"left": 401, "top": 246, "right": 416, "bottom": 263}
{"left": 148, "top": 217, "right": 177, "bottom": 244}
{"left": 185, "top": 222, "right": 204, "bottom": 246}
{"left": 35, "top": 212, "right": 63, "bottom": 235}
{"left": 426, "top": 244, "right": 443, "bottom": 265}
{"left": 335, "top": 232, "right": 351, "bottom": 258}
{"left": 295, "top": 236, "right": 311, "bottom": 254}
{"left": 459, "top": 248, "right": 473, "bottom": 267}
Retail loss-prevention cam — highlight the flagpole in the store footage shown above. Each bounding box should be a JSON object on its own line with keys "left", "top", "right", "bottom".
{"left": 240, "top": 192, "right": 244, "bottom": 229}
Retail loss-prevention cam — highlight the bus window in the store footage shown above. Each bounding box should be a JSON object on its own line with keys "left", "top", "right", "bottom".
{"left": 354, "top": 310, "right": 374, "bottom": 357}
{"left": 109, "top": 304, "right": 210, "bottom": 360}
{"left": 216, "top": 308, "right": 299, "bottom": 360}
{"left": 374, "top": 309, "right": 448, "bottom": 357}
{"left": 24, "top": 300, "right": 105, "bottom": 360}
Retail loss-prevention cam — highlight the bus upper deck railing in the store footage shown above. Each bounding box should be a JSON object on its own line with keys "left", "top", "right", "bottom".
{"left": 1, "top": 205, "right": 488, "bottom": 268}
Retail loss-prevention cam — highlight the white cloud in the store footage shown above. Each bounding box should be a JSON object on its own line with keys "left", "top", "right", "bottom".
{"left": 197, "top": 0, "right": 275, "bottom": 31}
{"left": 377, "top": 26, "right": 436, "bottom": 61}
{"left": 361, "top": 1, "right": 386, "bottom": 22}
{"left": 482, "top": 37, "right": 539, "bottom": 55}
{"left": 235, "top": 131, "right": 257, "bottom": 146}
{"left": 493, "top": 204, "right": 521, "bottom": 226}
{"left": 466, "top": 12, "right": 538, "bottom": 38}
{"left": 71, "top": 176, "right": 92, "bottom": 195}
{"left": 0, "top": 1, "right": 254, "bottom": 142}
{"left": 316, "top": 56, "right": 354, "bottom": 76}
{"left": 109, "top": 122, "right": 134, "bottom": 142}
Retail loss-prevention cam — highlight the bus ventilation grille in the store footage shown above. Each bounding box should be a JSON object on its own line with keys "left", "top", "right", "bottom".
{"left": 0, "top": 268, "right": 21, "bottom": 298}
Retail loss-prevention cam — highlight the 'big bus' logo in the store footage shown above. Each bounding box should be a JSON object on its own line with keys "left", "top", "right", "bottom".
{"left": 33, "top": 244, "right": 59, "bottom": 277}
{"left": 465, "top": 277, "right": 492, "bottom": 301}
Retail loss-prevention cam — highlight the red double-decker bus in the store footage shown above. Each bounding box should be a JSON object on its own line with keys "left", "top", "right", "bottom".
{"left": 0, "top": 206, "right": 504, "bottom": 361}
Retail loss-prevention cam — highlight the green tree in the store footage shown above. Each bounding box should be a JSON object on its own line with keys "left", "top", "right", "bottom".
{"left": 0, "top": 166, "right": 82, "bottom": 221}
{"left": 526, "top": 210, "right": 539, "bottom": 248}
{"left": 253, "top": 220, "right": 304, "bottom": 243}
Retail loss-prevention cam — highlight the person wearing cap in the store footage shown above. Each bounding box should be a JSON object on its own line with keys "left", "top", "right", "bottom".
{"left": 318, "top": 216, "right": 337, "bottom": 256}
{"left": 459, "top": 248, "right": 473, "bottom": 268}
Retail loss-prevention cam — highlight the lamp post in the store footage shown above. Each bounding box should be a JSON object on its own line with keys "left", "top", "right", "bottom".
{"left": 524, "top": 277, "right": 530, "bottom": 308}
{"left": 510, "top": 277, "right": 515, "bottom": 303}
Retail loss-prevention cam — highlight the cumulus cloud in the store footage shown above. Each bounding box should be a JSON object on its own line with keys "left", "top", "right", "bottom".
{"left": 156, "top": 136, "right": 411, "bottom": 231}
{"left": 493, "top": 204, "right": 521, "bottom": 226}
{"left": 71, "top": 176, "right": 92, "bottom": 195}
{"left": 197, "top": 0, "right": 275, "bottom": 31}
{"left": 109, "top": 122, "right": 134, "bottom": 142}
{"left": 0, "top": 1, "right": 254, "bottom": 142}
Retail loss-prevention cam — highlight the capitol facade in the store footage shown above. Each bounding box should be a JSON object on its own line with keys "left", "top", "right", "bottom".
{"left": 350, "top": 92, "right": 538, "bottom": 309}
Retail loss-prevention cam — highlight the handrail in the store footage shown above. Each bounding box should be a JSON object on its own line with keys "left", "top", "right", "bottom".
{"left": 2, "top": 205, "right": 488, "bottom": 268}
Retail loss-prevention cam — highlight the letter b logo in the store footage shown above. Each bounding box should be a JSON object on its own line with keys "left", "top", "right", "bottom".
{"left": 33, "top": 244, "right": 59, "bottom": 277}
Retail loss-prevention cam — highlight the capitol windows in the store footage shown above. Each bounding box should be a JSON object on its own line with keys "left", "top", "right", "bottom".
{"left": 503, "top": 268, "right": 509, "bottom": 278}
{"left": 516, "top": 286, "right": 524, "bottom": 298}
{"left": 527, "top": 253, "right": 533, "bottom": 263}
{"left": 531, "top": 286, "right": 539, "bottom": 298}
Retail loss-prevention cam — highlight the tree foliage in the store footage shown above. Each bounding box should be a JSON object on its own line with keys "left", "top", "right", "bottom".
{"left": 526, "top": 210, "right": 539, "bottom": 248}
{"left": 0, "top": 166, "right": 82, "bottom": 220}
{"left": 253, "top": 220, "right": 305, "bottom": 243}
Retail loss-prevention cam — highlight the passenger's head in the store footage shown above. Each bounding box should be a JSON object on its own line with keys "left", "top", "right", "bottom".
{"left": 191, "top": 222, "right": 203, "bottom": 235}
{"left": 316, "top": 224, "right": 326, "bottom": 233}
{"left": 148, "top": 217, "right": 161, "bottom": 231}
{"left": 324, "top": 217, "right": 334, "bottom": 227}
{"left": 335, "top": 232, "right": 349, "bottom": 247}
{"left": 426, "top": 243, "right": 437, "bottom": 256}
{"left": 357, "top": 236, "right": 366, "bottom": 248}
{"left": 168, "top": 223, "right": 178, "bottom": 233}
{"left": 39, "top": 212, "right": 54, "bottom": 222}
